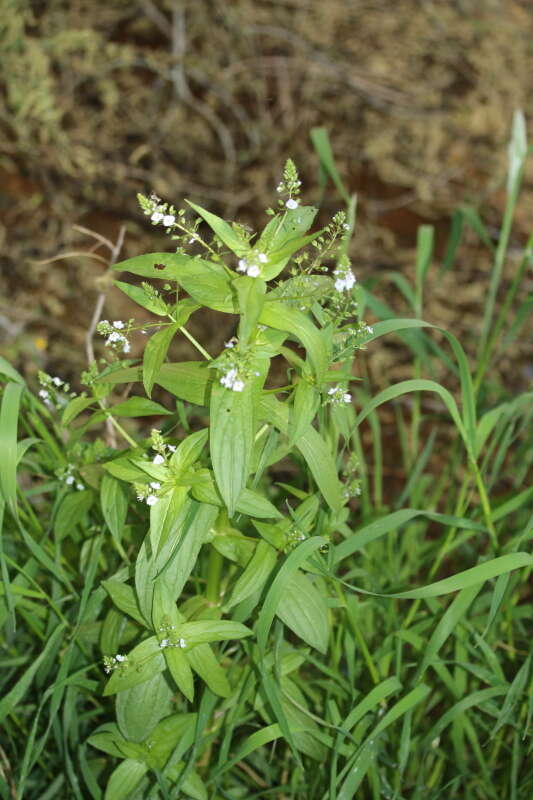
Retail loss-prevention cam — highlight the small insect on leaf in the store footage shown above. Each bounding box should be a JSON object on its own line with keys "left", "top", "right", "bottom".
{"left": 153, "top": 263, "right": 166, "bottom": 270}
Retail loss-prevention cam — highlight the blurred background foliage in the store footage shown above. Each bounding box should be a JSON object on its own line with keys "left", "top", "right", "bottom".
{"left": 0, "top": 0, "right": 531, "bottom": 393}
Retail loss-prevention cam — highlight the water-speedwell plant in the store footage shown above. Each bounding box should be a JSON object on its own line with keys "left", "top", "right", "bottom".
{"left": 1, "top": 142, "right": 532, "bottom": 799}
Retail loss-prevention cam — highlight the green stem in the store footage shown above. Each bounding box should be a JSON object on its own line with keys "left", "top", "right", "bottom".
{"left": 178, "top": 326, "right": 212, "bottom": 360}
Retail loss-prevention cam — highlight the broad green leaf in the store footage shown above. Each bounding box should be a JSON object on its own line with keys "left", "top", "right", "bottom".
{"left": 210, "top": 378, "right": 254, "bottom": 516}
{"left": 190, "top": 470, "right": 282, "bottom": 519}
{"left": 104, "top": 759, "right": 147, "bottom": 800}
{"left": 97, "top": 361, "right": 213, "bottom": 406}
{"left": 170, "top": 428, "right": 209, "bottom": 473}
{"left": 179, "top": 619, "right": 252, "bottom": 646}
{"left": 226, "top": 540, "right": 277, "bottom": 610}
{"left": 234, "top": 275, "right": 266, "bottom": 346}
{"left": 257, "top": 205, "right": 318, "bottom": 254}
{"left": 108, "top": 396, "right": 172, "bottom": 418}
{"left": 165, "top": 646, "right": 195, "bottom": 701}
{"left": 186, "top": 200, "right": 247, "bottom": 256}
{"left": 276, "top": 570, "right": 329, "bottom": 653}
{"left": 103, "top": 636, "right": 165, "bottom": 695}
{"left": 186, "top": 643, "right": 231, "bottom": 697}
{"left": 61, "top": 395, "right": 95, "bottom": 426}
{"left": 262, "top": 229, "right": 325, "bottom": 281}
{"left": 259, "top": 301, "right": 327, "bottom": 382}
{"left": 256, "top": 536, "right": 326, "bottom": 652}
{"left": 114, "top": 280, "right": 168, "bottom": 316}
{"left": 143, "top": 322, "right": 179, "bottom": 397}
{"left": 289, "top": 378, "right": 319, "bottom": 446}
{"left": 114, "top": 251, "right": 238, "bottom": 313}
{"left": 116, "top": 671, "right": 173, "bottom": 742}
{"left": 54, "top": 489, "right": 93, "bottom": 542}
{"left": 102, "top": 579, "right": 146, "bottom": 627}
{"left": 100, "top": 474, "right": 128, "bottom": 554}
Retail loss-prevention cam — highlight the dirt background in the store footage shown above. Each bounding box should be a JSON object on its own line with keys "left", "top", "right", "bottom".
{"left": 1, "top": 0, "right": 532, "bottom": 404}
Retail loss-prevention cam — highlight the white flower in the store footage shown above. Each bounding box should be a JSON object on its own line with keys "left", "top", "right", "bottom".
{"left": 343, "top": 393, "right": 352, "bottom": 403}
{"left": 151, "top": 211, "right": 163, "bottom": 223}
{"left": 220, "top": 368, "right": 245, "bottom": 392}
{"left": 112, "top": 320, "right": 125, "bottom": 329}
{"left": 115, "top": 654, "right": 126, "bottom": 662}
{"left": 65, "top": 475, "right": 75, "bottom": 486}
{"left": 76, "top": 483, "right": 84, "bottom": 491}
{"left": 167, "top": 444, "right": 177, "bottom": 453}
{"left": 232, "top": 379, "right": 245, "bottom": 392}
{"left": 159, "top": 638, "right": 170, "bottom": 649}
{"left": 146, "top": 494, "right": 159, "bottom": 506}
{"left": 247, "top": 264, "right": 260, "bottom": 278}
{"left": 333, "top": 269, "right": 356, "bottom": 293}
{"left": 52, "top": 376, "right": 63, "bottom": 386}
{"left": 224, "top": 340, "right": 235, "bottom": 349}
{"left": 237, "top": 259, "right": 248, "bottom": 272}
{"left": 162, "top": 214, "right": 175, "bottom": 227}
{"left": 38, "top": 389, "right": 50, "bottom": 401}
{"left": 286, "top": 198, "right": 299, "bottom": 210}
{"left": 178, "top": 638, "right": 186, "bottom": 648}
{"left": 327, "top": 385, "right": 352, "bottom": 405}
{"left": 258, "top": 253, "right": 268, "bottom": 263}
{"left": 150, "top": 481, "right": 161, "bottom": 490}
{"left": 152, "top": 454, "right": 165, "bottom": 465}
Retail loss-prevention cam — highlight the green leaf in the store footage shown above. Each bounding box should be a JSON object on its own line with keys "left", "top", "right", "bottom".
{"left": 259, "top": 301, "right": 327, "bottom": 382}
{"left": 165, "top": 647, "right": 195, "bottom": 701}
{"left": 143, "top": 322, "right": 179, "bottom": 397}
{"left": 186, "top": 644, "right": 231, "bottom": 697}
{"left": 61, "top": 395, "right": 95, "bottom": 426}
{"left": 97, "top": 361, "right": 213, "bottom": 407}
{"left": 256, "top": 536, "right": 326, "bottom": 652}
{"left": 114, "top": 252, "right": 238, "bottom": 313}
{"left": 108, "top": 397, "right": 172, "bottom": 418}
{"left": 289, "top": 379, "right": 319, "bottom": 446}
{"left": 234, "top": 275, "right": 266, "bottom": 346}
{"left": 0, "top": 381, "right": 23, "bottom": 516}
{"left": 262, "top": 229, "right": 325, "bottom": 281}
{"left": 54, "top": 489, "right": 93, "bottom": 542}
{"left": 276, "top": 570, "right": 329, "bottom": 653}
{"left": 100, "top": 474, "right": 128, "bottom": 554}
{"left": 210, "top": 379, "right": 254, "bottom": 516}
{"left": 179, "top": 619, "right": 252, "bottom": 646}
{"left": 116, "top": 671, "right": 173, "bottom": 742}
{"left": 0, "top": 356, "right": 24, "bottom": 384}
{"left": 186, "top": 200, "right": 247, "bottom": 256}
{"left": 104, "top": 759, "right": 147, "bottom": 800}
{"left": 310, "top": 127, "right": 350, "bottom": 204}
{"left": 103, "top": 637, "right": 165, "bottom": 695}
{"left": 226, "top": 540, "right": 277, "bottom": 610}
{"left": 102, "top": 579, "right": 146, "bottom": 627}
{"left": 257, "top": 206, "right": 318, "bottom": 253}
{"left": 114, "top": 280, "right": 168, "bottom": 316}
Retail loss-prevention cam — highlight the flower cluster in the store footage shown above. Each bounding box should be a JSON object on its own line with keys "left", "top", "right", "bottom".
{"left": 150, "top": 428, "right": 177, "bottom": 461}
{"left": 275, "top": 158, "right": 302, "bottom": 210}
{"left": 158, "top": 622, "right": 186, "bottom": 649}
{"left": 137, "top": 192, "right": 176, "bottom": 228}
{"left": 333, "top": 255, "right": 357, "bottom": 293}
{"left": 159, "top": 637, "right": 187, "bottom": 650}
{"left": 103, "top": 653, "right": 127, "bottom": 674}
{"left": 220, "top": 367, "right": 245, "bottom": 392}
{"left": 57, "top": 464, "right": 85, "bottom": 491}
{"left": 135, "top": 481, "right": 161, "bottom": 506}
{"left": 37, "top": 372, "right": 73, "bottom": 410}
{"left": 326, "top": 385, "right": 352, "bottom": 405}
{"left": 97, "top": 320, "right": 131, "bottom": 354}
{"left": 341, "top": 453, "right": 362, "bottom": 500}
{"left": 237, "top": 250, "right": 268, "bottom": 278}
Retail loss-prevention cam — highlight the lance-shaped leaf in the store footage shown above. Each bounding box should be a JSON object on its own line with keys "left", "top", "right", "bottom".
{"left": 259, "top": 301, "right": 328, "bottom": 382}
{"left": 210, "top": 378, "right": 254, "bottom": 516}
{"left": 234, "top": 275, "right": 266, "bottom": 346}
{"left": 103, "top": 637, "right": 165, "bottom": 695}
{"left": 178, "top": 619, "right": 252, "bottom": 646}
{"left": 114, "top": 252, "right": 237, "bottom": 312}
{"left": 187, "top": 200, "right": 247, "bottom": 256}
{"left": 276, "top": 570, "right": 329, "bottom": 653}
{"left": 186, "top": 643, "right": 231, "bottom": 698}
{"left": 226, "top": 539, "right": 278, "bottom": 610}
{"left": 97, "top": 361, "right": 213, "bottom": 407}
{"left": 143, "top": 322, "right": 179, "bottom": 397}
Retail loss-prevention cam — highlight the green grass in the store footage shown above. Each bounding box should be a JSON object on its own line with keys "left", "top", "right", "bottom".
{"left": 0, "top": 120, "right": 532, "bottom": 799}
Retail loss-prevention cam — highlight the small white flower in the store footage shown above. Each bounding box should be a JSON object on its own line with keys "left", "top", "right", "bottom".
{"left": 52, "top": 376, "right": 63, "bottom": 386}
{"left": 115, "top": 654, "right": 126, "bottom": 662}
{"left": 237, "top": 259, "right": 248, "bottom": 272}
{"left": 286, "top": 198, "right": 299, "bottom": 210}
{"left": 162, "top": 214, "right": 175, "bottom": 227}
{"left": 258, "top": 253, "right": 268, "bottom": 263}
{"left": 343, "top": 393, "right": 352, "bottom": 403}
{"left": 232, "top": 379, "right": 245, "bottom": 392}
{"left": 167, "top": 444, "right": 177, "bottom": 453}
{"left": 146, "top": 494, "right": 159, "bottom": 506}
{"left": 38, "top": 389, "right": 50, "bottom": 401}
{"left": 333, "top": 269, "right": 356, "bottom": 293}
{"left": 65, "top": 475, "right": 75, "bottom": 486}
{"left": 247, "top": 264, "right": 260, "bottom": 278}
{"left": 152, "top": 454, "right": 165, "bottom": 465}
{"left": 327, "top": 385, "right": 352, "bottom": 405}
{"left": 343, "top": 223, "right": 350, "bottom": 231}
{"left": 122, "top": 340, "right": 130, "bottom": 354}
{"left": 151, "top": 211, "right": 163, "bottom": 223}
{"left": 150, "top": 481, "right": 161, "bottom": 490}
{"left": 159, "top": 638, "right": 170, "bottom": 649}
{"left": 220, "top": 368, "right": 238, "bottom": 388}
{"left": 112, "top": 320, "right": 125, "bottom": 329}
{"left": 76, "top": 483, "right": 84, "bottom": 491}
{"left": 178, "top": 638, "right": 186, "bottom": 648}
{"left": 224, "top": 340, "right": 235, "bottom": 349}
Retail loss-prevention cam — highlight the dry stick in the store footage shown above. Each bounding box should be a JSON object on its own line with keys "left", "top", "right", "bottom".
{"left": 85, "top": 225, "right": 127, "bottom": 448}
